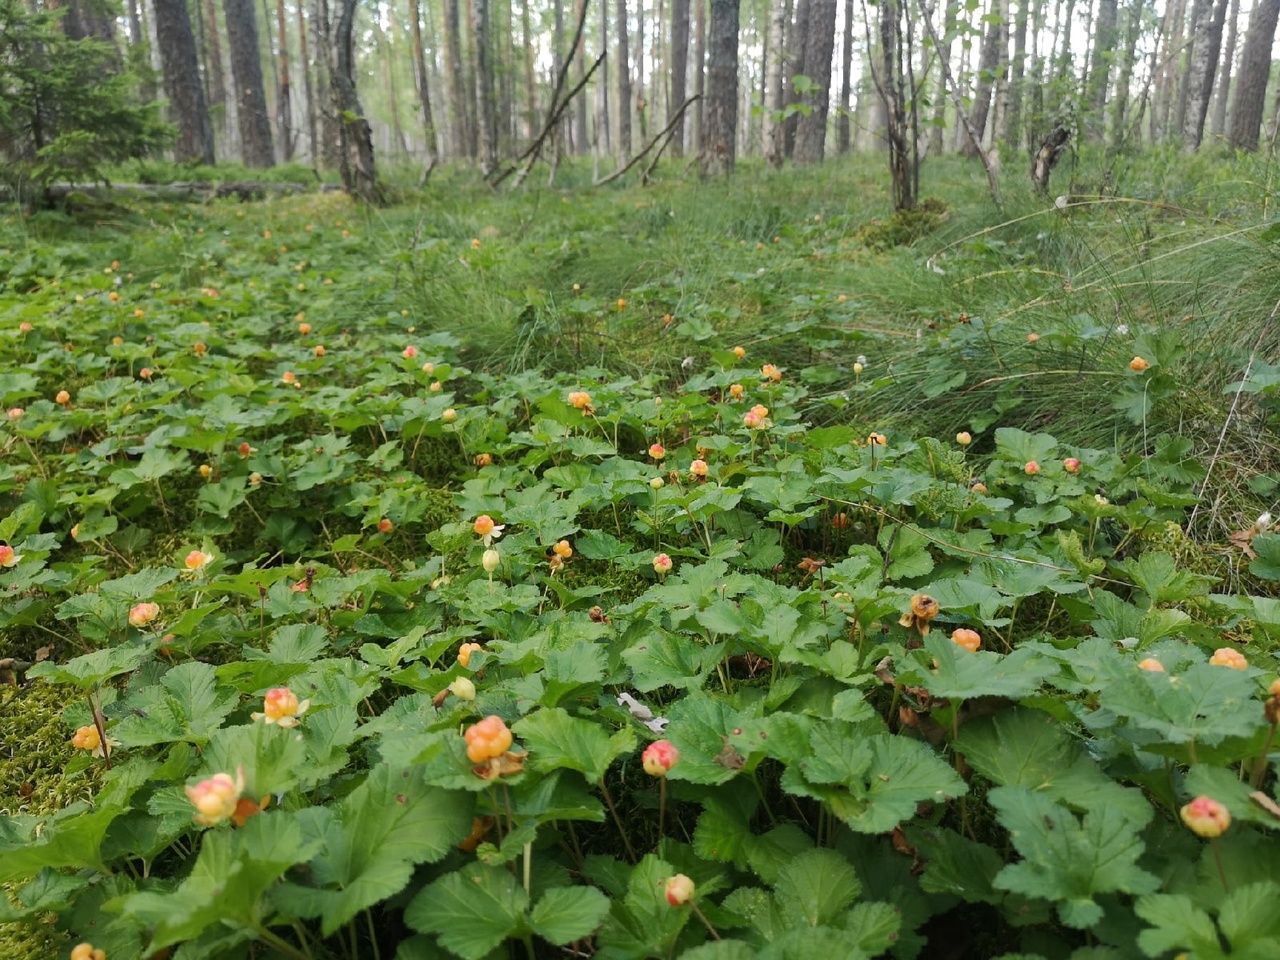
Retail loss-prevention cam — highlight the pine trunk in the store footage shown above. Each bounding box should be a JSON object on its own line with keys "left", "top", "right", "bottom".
{"left": 330, "top": 0, "right": 381, "bottom": 199}
{"left": 692, "top": 0, "right": 706, "bottom": 153}
{"left": 792, "top": 0, "right": 836, "bottom": 162}
{"left": 573, "top": 0, "right": 589, "bottom": 152}
{"left": 1210, "top": 0, "right": 1240, "bottom": 139}
{"left": 782, "top": 0, "right": 809, "bottom": 157}
{"left": 202, "top": 0, "right": 226, "bottom": 124}
{"left": 298, "top": 0, "right": 318, "bottom": 162}
{"left": 409, "top": 0, "right": 440, "bottom": 164}
{"left": 153, "top": 0, "right": 215, "bottom": 163}
{"left": 701, "top": 0, "right": 738, "bottom": 174}
{"left": 617, "top": 0, "right": 633, "bottom": 156}
{"left": 1006, "top": 0, "right": 1029, "bottom": 148}
{"left": 836, "top": 0, "right": 853, "bottom": 153}
{"left": 1227, "top": 0, "right": 1280, "bottom": 149}
{"left": 473, "top": 0, "right": 499, "bottom": 172}
{"left": 521, "top": 0, "right": 538, "bottom": 140}
{"left": 276, "top": 0, "right": 293, "bottom": 160}
{"left": 670, "top": 0, "right": 690, "bottom": 156}
{"left": 225, "top": 0, "right": 276, "bottom": 165}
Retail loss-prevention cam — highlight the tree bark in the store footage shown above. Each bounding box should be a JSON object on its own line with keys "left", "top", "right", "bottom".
{"left": 1210, "top": 0, "right": 1240, "bottom": 139}
{"left": 597, "top": 0, "right": 611, "bottom": 161}
{"left": 617, "top": 0, "right": 633, "bottom": 156}
{"left": 930, "top": 0, "right": 956, "bottom": 156}
{"left": 201, "top": 0, "right": 226, "bottom": 124}
{"left": 521, "top": 0, "right": 538, "bottom": 140}
{"left": 409, "top": 0, "right": 440, "bottom": 166}
{"left": 276, "top": 0, "right": 293, "bottom": 160}
{"left": 878, "top": 0, "right": 914, "bottom": 208}
{"left": 127, "top": 0, "right": 157, "bottom": 101}
{"left": 473, "top": 0, "right": 499, "bottom": 172}
{"left": 701, "top": 0, "right": 739, "bottom": 174}
{"left": 837, "top": 0, "right": 853, "bottom": 153}
{"left": 1108, "top": 0, "right": 1145, "bottom": 147}
{"left": 329, "top": 0, "right": 381, "bottom": 199}
{"left": 964, "top": 0, "right": 1000, "bottom": 155}
{"left": 1084, "top": 0, "right": 1118, "bottom": 141}
{"left": 793, "top": 0, "right": 836, "bottom": 162}
{"left": 1005, "top": 0, "right": 1029, "bottom": 148}
{"left": 443, "top": 0, "right": 471, "bottom": 157}
{"left": 1228, "top": 0, "right": 1280, "bottom": 149}
{"left": 763, "top": 0, "right": 787, "bottom": 164}
{"left": 692, "top": 0, "right": 706, "bottom": 152}
{"left": 1175, "top": 0, "right": 1211, "bottom": 137}
{"left": 225, "top": 0, "right": 276, "bottom": 166}
{"left": 670, "top": 0, "right": 690, "bottom": 156}
{"left": 297, "top": 0, "right": 318, "bottom": 162}
{"left": 573, "top": 0, "right": 590, "bottom": 151}
{"left": 1183, "top": 0, "right": 1229, "bottom": 149}
{"left": 782, "top": 0, "right": 809, "bottom": 156}
{"left": 153, "top": 0, "right": 215, "bottom": 164}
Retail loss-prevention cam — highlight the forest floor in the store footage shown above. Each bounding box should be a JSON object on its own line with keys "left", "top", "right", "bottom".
{"left": 2, "top": 151, "right": 1280, "bottom": 959}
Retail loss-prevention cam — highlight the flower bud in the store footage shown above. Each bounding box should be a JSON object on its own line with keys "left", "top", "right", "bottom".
{"left": 482, "top": 548, "right": 501, "bottom": 573}
{"left": 649, "top": 476, "right": 664, "bottom": 490}
{"left": 449, "top": 677, "right": 477, "bottom": 701}
{"left": 441, "top": 408, "right": 458, "bottom": 423}
{"left": 664, "top": 874, "right": 695, "bottom": 907}
{"left": 642, "top": 739, "right": 680, "bottom": 777}
{"left": 1180, "top": 795, "right": 1230, "bottom": 838}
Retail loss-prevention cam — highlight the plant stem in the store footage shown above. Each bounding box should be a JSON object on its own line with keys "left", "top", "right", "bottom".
{"left": 690, "top": 902, "right": 721, "bottom": 940}
{"left": 598, "top": 779, "right": 637, "bottom": 862}
{"left": 253, "top": 925, "right": 312, "bottom": 960}
{"left": 1210, "top": 838, "right": 1231, "bottom": 893}
{"left": 1251, "top": 723, "right": 1277, "bottom": 789}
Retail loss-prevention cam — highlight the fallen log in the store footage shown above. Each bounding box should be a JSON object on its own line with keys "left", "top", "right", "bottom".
{"left": 2, "top": 181, "right": 346, "bottom": 204}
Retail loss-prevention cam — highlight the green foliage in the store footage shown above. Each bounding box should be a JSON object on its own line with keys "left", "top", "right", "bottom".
{"left": 0, "top": 0, "right": 169, "bottom": 197}
{"left": 0, "top": 162, "right": 1278, "bottom": 959}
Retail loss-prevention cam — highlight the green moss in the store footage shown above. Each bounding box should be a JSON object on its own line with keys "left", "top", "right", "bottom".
{"left": 1, "top": 682, "right": 87, "bottom": 959}
{"left": 855, "top": 197, "right": 949, "bottom": 250}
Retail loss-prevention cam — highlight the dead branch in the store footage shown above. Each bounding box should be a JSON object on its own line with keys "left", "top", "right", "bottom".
{"left": 594, "top": 95, "right": 701, "bottom": 186}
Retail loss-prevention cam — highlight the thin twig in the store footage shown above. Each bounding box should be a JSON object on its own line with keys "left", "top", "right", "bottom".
{"left": 594, "top": 95, "right": 701, "bottom": 187}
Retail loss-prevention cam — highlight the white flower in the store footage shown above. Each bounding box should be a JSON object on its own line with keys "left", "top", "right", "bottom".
{"left": 856, "top": 355, "right": 867, "bottom": 366}
{"left": 1116, "top": 324, "right": 1129, "bottom": 336}
{"left": 1258, "top": 512, "right": 1273, "bottom": 532}
{"left": 1055, "top": 195, "right": 1069, "bottom": 210}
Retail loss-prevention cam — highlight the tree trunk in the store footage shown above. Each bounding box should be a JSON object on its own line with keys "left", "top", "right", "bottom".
{"left": 701, "top": 0, "right": 738, "bottom": 174}
{"left": 692, "top": 0, "right": 706, "bottom": 152}
{"left": 964, "top": 0, "right": 1000, "bottom": 155}
{"left": 837, "top": 0, "right": 853, "bottom": 153}
{"left": 127, "top": 0, "right": 157, "bottom": 101}
{"left": 153, "top": 0, "right": 215, "bottom": 164}
{"left": 991, "top": 0, "right": 1011, "bottom": 144}
{"left": 616, "top": 0, "right": 633, "bottom": 157}
{"left": 930, "top": 0, "right": 956, "bottom": 156}
{"left": 670, "top": 0, "right": 690, "bottom": 156}
{"left": 464, "top": 0, "right": 481, "bottom": 156}
{"left": 225, "top": 0, "right": 276, "bottom": 166}
{"left": 409, "top": 0, "right": 440, "bottom": 165}
{"left": 782, "top": 0, "right": 809, "bottom": 157}
{"left": 298, "top": 0, "right": 318, "bottom": 162}
{"left": 1108, "top": 0, "right": 1145, "bottom": 146}
{"left": 1175, "top": 0, "right": 1211, "bottom": 137}
{"left": 443, "top": 0, "right": 471, "bottom": 157}
{"left": 473, "top": 0, "right": 499, "bottom": 172}
{"left": 597, "top": 0, "right": 611, "bottom": 161}
{"left": 1210, "top": 0, "right": 1240, "bottom": 139}
{"left": 573, "top": 0, "right": 589, "bottom": 151}
{"left": 201, "top": 0, "right": 226, "bottom": 126}
{"left": 1005, "top": 0, "right": 1029, "bottom": 148}
{"left": 1156, "top": 0, "right": 1185, "bottom": 140}
{"left": 763, "top": 0, "right": 787, "bottom": 164}
{"left": 878, "top": 0, "right": 913, "bottom": 208}
{"left": 521, "top": 0, "right": 538, "bottom": 140}
{"left": 792, "top": 0, "right": 836, "bottom": 162}
{"left": 329, "top": 0, "right": 381, "bottom": 199}
{"left": 1031, "top": 121, "right": 1070, "bottom": 191}
{"left": 276, "top": 0, "right": 293, "bottom": 160}
{"left": 1084, "top": 0, "right": 1118, "bottom": 140}
{"left": 1228, "top": 0, "right": 1280, "bottom": 149}
{"left": 378, "top": 7, "right": 409, "bottom": 158}
{"left": 1183, "top": 0, "right": 1229, "bottom": 149}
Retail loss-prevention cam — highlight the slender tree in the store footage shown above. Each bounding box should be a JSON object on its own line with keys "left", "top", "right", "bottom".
{"left": 573, "top": 0, "right": 589, "bottom": 151}
{"left": 930, "top": 0, "right": 957, "bottom": 155}
{"left": 1210, "top": 0, "right": 1239, "bottom": 139}
{"left": 692, "top": 0, "right": 705, "bottom": 152}
{"left": 224, "top": 0, "right": 276, "bottom": 165}
{"left": 1084, "top": 0, "right": 1118, "bottom": 140}
{"left": 297, "top": 0, "right": 318, "bottom": 161}
{"left": 275, "top": 0, "right": 293, "bottom": 160}
{"left": 781, "top": 0, "right": 808, "bottom": 156}
{"left": 963, "top": 0, "right": 1000, "bottom": 155}
{"left": 792, "top": 0, "right": 836, "bottom": 161}
{"left": 474, "top": 0, "right": 499, "bottom": 172}
{"left": 701, "top": 0, "right": 738, "bottom": 174}
{"left": 1227, "top": 0, "right": 1280, "bottom": 150}
{"left": 1108, "top": 0, "right": 1145, "bottom": 146}
{"left": 126, "top": 0, "right": 157, "bottom": 101}
{"left": 617, "top": 0, "right": 633, "bottom": 156}
{"left": 1005, "top": 0, "right": 1029, "bottom": 148}
{"left": 153, "top": 0, "right": 215, "bottom": 163}
{"left": 670, "top": 0, "right": 690, "bottom": 155}
{"left": 1183, "top": 0, "right": 1229, "bottom": 149}
{"left": 762, "top": 0, "right": 786, "bottom": 164}
{"left": 329, "top": 0, "right": 380, "bottom": 197}
{"left": 408, "top": 0, "right": 440, "bottom": 166}
{"left": 521, "top": 0, "right": 538, "bottom": 139}
{"left": 443, "top": 0, "right": 471, "bottom": 157}
{"left": 836, "top": 0, "right": 853, "bottom": 153}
